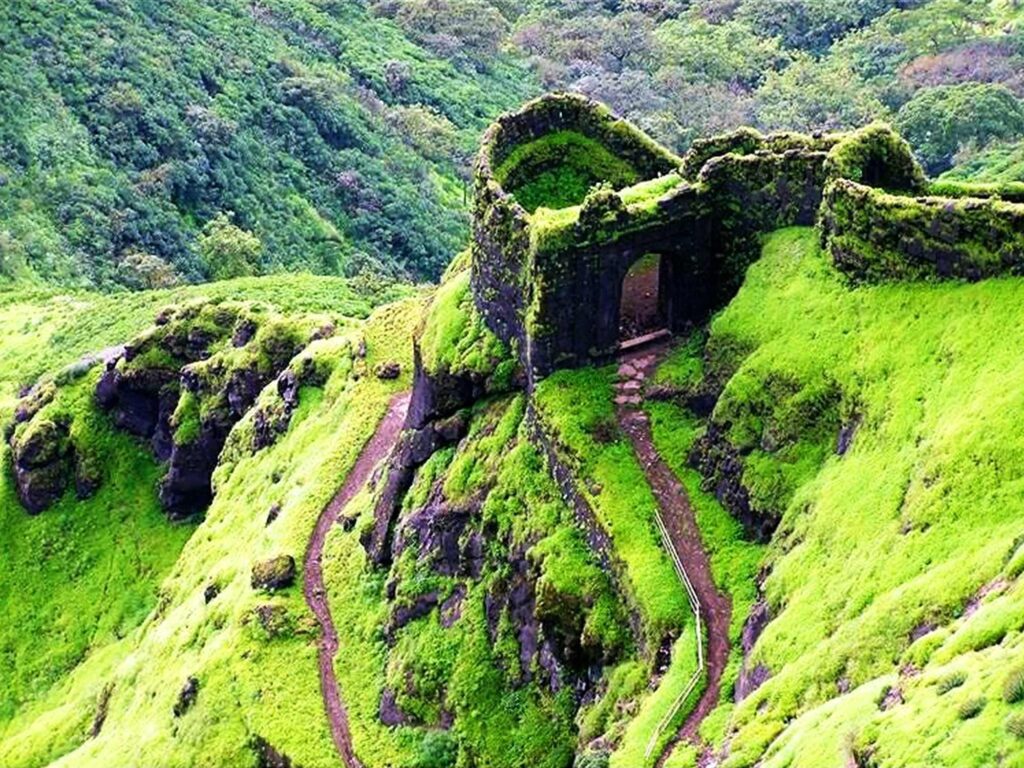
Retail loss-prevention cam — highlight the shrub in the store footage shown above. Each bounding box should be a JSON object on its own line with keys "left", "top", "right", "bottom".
{"left": 1007, "top": 712, "right": 1024, "bottom": 738}
{"left": 414, "top": 730, "right": 457, "bottom": 768}
{"left": 198, "top": 213, "right": 262, "bottom": 281}
{"left": 936, "top": 671, "right": 967, "bottom": 694}
{"left": 896, "top": 83, "right": 1024, "bottom": 175}
{"left": 957, "top": 696, "right": 986, "bottom": 720}
{"left": 1004, "top": 667, "right": 1024, "bottom": 704}
{"left": 574, "top": 751, "right": 610, "bottom": 768}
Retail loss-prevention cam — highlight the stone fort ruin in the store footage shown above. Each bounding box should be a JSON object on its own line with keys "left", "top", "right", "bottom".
{"left": 468, "top": 93, "right": 1024, "bottom": 382}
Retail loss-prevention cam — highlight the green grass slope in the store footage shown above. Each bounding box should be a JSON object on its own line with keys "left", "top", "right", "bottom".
{"left": 650, "top": 227, "right": 1024, "bottom": 766}
{"left": 0, "top": 276, "right": 419, "bottom": 767}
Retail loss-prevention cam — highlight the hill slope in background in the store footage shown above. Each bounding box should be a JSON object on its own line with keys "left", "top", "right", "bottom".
{"left": 0, "top": 0, "right": 535, "bottom": 289}
{"left": 3, "top": 0, "right": 1024, "bottom": 291}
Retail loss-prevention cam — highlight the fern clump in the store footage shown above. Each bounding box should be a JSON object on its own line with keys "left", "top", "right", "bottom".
{"left": 957, "top": 697, "right": 986, "bottom": 720}
{"left": 1006, "top": 713, "right": 1024, "bottom": 739}
{"left": 936, "top": 671, "right": 967, "bottom": 695}
{"left": 1003, "top": 667, "right": 1024, "bottom": 704}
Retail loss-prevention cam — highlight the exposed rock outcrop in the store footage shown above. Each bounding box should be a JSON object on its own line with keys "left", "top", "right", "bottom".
{"left": 173, "top": 676, "right": 200, "bottom": 717}
{"left": 10, "top": 415, "right": 74, "bottom": 514}
{"left": 735, "top": 599, "right": 773, "bottom": 702}
{"left": 252, "top": 737, "right": 295, "bottom": 768}
{"left": 251, "top": 555, "right": 297, "bottom": 591}
{"left": 689, "top": 424, "right": 778, "bottom": 542}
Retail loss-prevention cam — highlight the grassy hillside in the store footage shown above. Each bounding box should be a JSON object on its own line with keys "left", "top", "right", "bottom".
{"left": 648, "top": 228, "right": 1024, "bottom": 766}
{"left": 5, "top": 225, "right": 1024, "bottom": 766}
{"left": 0, "top": 275, "right": 419, "bottom": 766}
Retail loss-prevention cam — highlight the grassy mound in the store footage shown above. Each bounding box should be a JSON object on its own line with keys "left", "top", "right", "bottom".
{"left": 649, "top": 227, "right": 1024, "bottom": 767}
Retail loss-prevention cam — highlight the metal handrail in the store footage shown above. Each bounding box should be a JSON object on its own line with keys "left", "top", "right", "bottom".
{"left": 644, "top": 505, "right": 705, "bottom": 762}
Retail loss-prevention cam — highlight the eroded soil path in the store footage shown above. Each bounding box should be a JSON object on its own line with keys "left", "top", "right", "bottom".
{"left": 303, "top": 392, "right": 410, "bottom": 768}
{"left": 614, "top": 346, "right": 732, "bottom": 764}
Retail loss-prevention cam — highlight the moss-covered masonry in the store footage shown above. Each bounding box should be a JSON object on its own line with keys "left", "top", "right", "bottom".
{"left": 819, "top": 180, "right": 1024, "bottom": 282}
{"left": 468, "top": 95, "right": 1024, "bottom": 382}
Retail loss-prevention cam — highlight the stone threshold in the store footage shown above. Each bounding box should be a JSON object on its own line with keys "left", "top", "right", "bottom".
{"left": 618, "top": 328, "right": 671, "bottom": 353}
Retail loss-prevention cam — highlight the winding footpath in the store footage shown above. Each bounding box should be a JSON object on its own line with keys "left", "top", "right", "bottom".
{"left": 303, "top": 392, "right": 410, "bottom": 768}
{"left": 614, "top": 346, "right": 732, "bottom": 765}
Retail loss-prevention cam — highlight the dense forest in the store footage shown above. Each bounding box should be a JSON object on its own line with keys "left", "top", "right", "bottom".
{"left": 2, "top": 0, "right": 1023, "bottom": 290}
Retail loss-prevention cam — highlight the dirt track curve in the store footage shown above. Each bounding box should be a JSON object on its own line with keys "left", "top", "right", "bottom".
{"left": 303, "top": 392, "right": 410, "bottom": 768}
{"left": 614, "top": 345, "right": 732, "bottom": 765}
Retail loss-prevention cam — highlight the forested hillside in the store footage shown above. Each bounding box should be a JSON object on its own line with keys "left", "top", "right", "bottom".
{"left": 0, "top": 0, "right": 534, "bottom": 289}
{"left": 2, "top": 0, "right": 1024, "bottom": 291}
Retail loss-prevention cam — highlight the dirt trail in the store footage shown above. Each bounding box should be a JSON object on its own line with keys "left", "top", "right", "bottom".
{"left": 303, "top": 392, "right": 410, "bottom": 768}
{"left": 614, "top": 345, "right": 732, "bottom": 764}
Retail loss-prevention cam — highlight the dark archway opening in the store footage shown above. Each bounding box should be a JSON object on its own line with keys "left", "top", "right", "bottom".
{"left": 619, "top": 253, "right": 666, "bottom": 344}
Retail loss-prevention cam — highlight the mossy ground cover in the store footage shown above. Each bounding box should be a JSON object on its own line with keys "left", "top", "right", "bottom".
{"left": 418, "top": 267, "right": 514, "bottom": 387}
{"left": 656, "top": 227, "right": 1024, "bottom": 766}
{"left": 0, "top": 277, "right": 419, "bottom": 767}
{"left": 323, "top": 393, "right": 639, "bottom": 767}
{"left": 494, "top": 130, "right": 642, "bottom": 213}
{"left": 533, "top": 367, "right": 709, "bottom": 766}
{"left": 533, "top": 367, "right": 688, "bottom": 639}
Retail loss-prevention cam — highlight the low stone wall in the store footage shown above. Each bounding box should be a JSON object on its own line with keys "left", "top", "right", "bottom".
{"left": 699, "top": 148, "right": 832, "bottom": 303}
{"left": 681, "top": 127, "right": 838, "bottom": 180}
{"left": 820, "top": 179, "right": 1024, "bottom": 282}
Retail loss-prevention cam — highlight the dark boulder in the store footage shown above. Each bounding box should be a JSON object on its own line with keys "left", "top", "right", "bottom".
{"left": 251, "top": 555, "right": 297, "bottom": 591}
{"left": 232, "top": 319, "right": 257, "bottom": 347}
{"left": 375, "top": 361, "right": 402, "bottom": 380}
{"left": 252, "top": 736, "right": 294, "bottom": 768}
{"left": 11, "top": 417, "right": 73, "bottom": 514}
{"left": 735, "top": 663, "right": 771, "bottom": 701}
{"left": 387, "top": 591, "right": 440, "bottom": 641}
{"left": 253, "top": 603, "right": 292, "bottom": 636}
{"left": 379, "top": 688, "right": 408, "bottom": 727}
{"left": 173, "top": 676, "right": 200, "bottom": 717}
{"left": 440, "top": 584, "right": 467, "bottom": 628}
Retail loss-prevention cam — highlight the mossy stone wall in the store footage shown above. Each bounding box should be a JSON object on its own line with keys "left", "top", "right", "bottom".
{"left": 820, "top": 180, "right": 1024, "bottom": 282}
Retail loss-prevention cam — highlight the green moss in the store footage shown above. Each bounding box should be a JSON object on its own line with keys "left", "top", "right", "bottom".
{"left": 823, "top": 122, "right": 925, "bottom": 191}
{"left": 673, "top": 227, "right": 1024, "bottom": 768}
{"left": 172, "top": 390, "right": 201, "bottom": 445}
{"left": 494, "top": 131, "right": 642, "bottom": 212}
{"left": 0, "top": 285, "right": 420, "bottom": 768}
{"left": 418, "top": 268, "right": 513, "bottom": 384}
{"left": 820, "top": 178, "right": 1024, "bottom": 283}
{"left": 534, "top": 367, "right": 689, "bottom": 641}
{"left": 326, "top": 394, "right": 632, "bottom": 767}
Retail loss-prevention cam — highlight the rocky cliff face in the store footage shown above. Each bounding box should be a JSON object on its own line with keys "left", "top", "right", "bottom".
{"left": 355, "top": 395, "right": 629, "bottom": 739}
{"left": 9, "top": 300, "right": 329, "bottom": 519}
